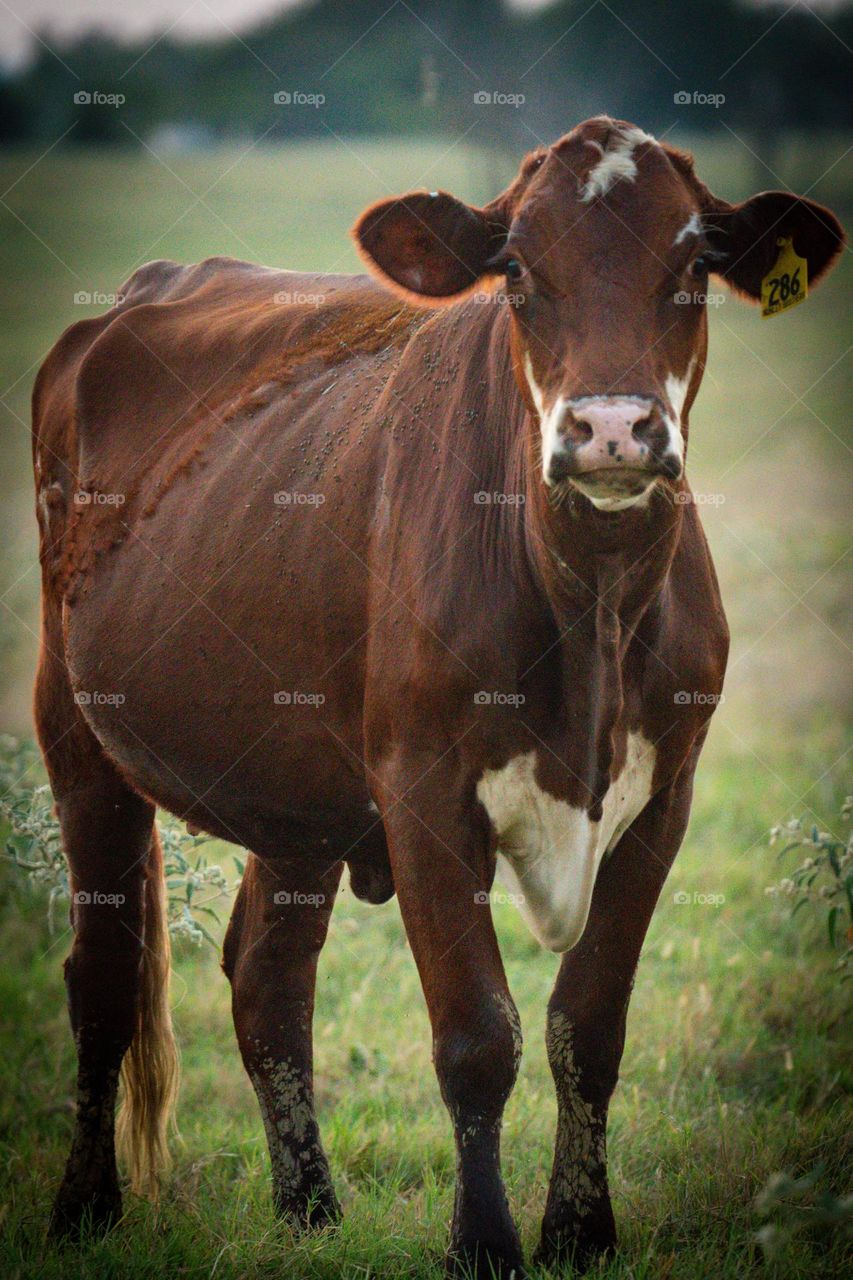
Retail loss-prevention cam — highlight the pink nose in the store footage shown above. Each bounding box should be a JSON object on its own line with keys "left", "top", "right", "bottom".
{"left": 563, "top": 397, "right": 655, "bottom": 469}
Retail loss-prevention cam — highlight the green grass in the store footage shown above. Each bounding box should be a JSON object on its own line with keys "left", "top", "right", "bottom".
{"left": 0, "top": 134, "right": 851, "bottom": 1278}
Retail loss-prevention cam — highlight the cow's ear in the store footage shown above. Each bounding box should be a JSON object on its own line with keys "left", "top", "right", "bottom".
{"left": 703, "top": 190, "right": 844, "bottom": 302}
{"left": 352, "top": 191, "right": 507, "bottom": 303}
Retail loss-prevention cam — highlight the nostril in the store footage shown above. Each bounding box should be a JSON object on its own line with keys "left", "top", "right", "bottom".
{"left": 572, "top": 416, "right": 594, "bottom": 442}
{"left": 631, "top": 415, "right": 653, "bottom": 440}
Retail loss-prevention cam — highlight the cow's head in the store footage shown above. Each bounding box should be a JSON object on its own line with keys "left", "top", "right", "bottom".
{"left": 353, "top": 117, "right": 843, "bottom": 511}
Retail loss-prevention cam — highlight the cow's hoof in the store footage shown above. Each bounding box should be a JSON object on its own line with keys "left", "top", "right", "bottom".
{"left": 445, "top": 1242, "right": 527, "bottom": 1279}
{"left": 274, "top": 1182, "right": 342, "bottom": 1232}
{"left": 535, "top": 1195, "right": 617, "bottom": 1273}
{"left": 48, "top": 1183, "right": 122, "bottom": 1240}
{"left": 533, "top": 1225, "right": 616, "bottom": 1274}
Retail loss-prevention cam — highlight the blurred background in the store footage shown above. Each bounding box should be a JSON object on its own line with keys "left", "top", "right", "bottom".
{"left": 0, "top": 3, "right": 850, "bottom": 1278}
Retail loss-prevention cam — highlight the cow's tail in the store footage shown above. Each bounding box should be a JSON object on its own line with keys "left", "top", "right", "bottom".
{"left": 115, "top": 828, "right": 180, "bottom": 1196}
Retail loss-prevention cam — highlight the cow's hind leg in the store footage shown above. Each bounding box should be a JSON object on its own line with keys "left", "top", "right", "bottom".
{"left": 224, "top": 852, "right": 342, "bottom": 1227}
{"left": 535, "top": 765, "right": 697, "bottom": 1272}
{"left": 36, "top": 651, "right": 176, "bottom": 1237}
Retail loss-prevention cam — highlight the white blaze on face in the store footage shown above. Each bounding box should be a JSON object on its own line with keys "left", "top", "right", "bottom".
{"left": 476, "top": 733, "right": 657, "bottom": 952}
{"left": 579, "top": 124, "right": 658, "bottom": 203}
{"left": 663, "top": 356, "right": 697, "bottom": 461}
{"left": 523, "top": 351, "right": 567, "bottom": 483}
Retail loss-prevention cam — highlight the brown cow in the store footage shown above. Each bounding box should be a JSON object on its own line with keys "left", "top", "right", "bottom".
{"left": 32, "top": 118, "right": 842, "bottom": 1276}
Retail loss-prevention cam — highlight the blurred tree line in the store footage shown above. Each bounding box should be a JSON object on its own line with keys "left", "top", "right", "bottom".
{"left": 0, "top": 0, "right": 850, "bottom": 149}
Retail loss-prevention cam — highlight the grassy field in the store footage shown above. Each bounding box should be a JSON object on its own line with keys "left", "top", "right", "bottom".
{"left": 0, "top": 135, "right": 851, "bottom": 1278}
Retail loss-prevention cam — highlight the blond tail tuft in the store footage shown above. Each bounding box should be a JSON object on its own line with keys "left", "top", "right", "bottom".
{"left": 116, "top": 828, "right": 180, "bottom": 1197}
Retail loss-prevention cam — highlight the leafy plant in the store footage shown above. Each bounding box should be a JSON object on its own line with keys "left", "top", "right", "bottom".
{"left": 160, "top": 820, "right": 242, "bottom": 947}
{"left": 0, "top": 735, "right": 240, "bottom": 947}
{"left": 754, "top": 1166, "right": 853, "bottom": 1262}
{"left": 767, "top": 796, "right": 853, "bottom": 979}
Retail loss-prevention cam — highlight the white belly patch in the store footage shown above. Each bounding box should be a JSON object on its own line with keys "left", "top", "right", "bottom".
{"left": 476, "top": 733, "right": 657, "bottom": 952}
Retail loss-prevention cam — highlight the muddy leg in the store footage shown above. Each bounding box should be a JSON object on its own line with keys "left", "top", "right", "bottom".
{"left": 536, "top": 771, "right": 696, "bottom": 1271}
{"left": 224, "top": 853, "right": 342, "bottom": 1227}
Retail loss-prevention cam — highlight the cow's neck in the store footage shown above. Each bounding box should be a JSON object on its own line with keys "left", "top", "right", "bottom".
{"left": 515, "top": 425, "right": 682, "bottom": 809}
{"left": 524, "top": 465, "right": 682, "bottom": 628}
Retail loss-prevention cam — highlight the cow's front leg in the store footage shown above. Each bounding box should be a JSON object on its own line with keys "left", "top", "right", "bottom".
{"left": 536, "top": 764, "right": 697, "bottom": 1272}
{"left": 379, "top": 762, "right": 525, "bottom": 1280}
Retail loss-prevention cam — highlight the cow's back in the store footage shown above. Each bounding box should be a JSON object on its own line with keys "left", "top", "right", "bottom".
{"left": 32, "top": 257, "right": 425, "bottom": 594}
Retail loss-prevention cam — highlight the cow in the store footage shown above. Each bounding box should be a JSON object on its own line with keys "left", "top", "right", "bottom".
{"left": 32, "top": 116, "right": 843, "bottom": 1276}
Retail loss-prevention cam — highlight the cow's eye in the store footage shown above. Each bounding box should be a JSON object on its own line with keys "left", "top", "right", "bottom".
{"left": 691, "top": 256, "right": 709, "bottom": 278}
{"left": 505, "top": 258, "right": 524, "bottom": 283}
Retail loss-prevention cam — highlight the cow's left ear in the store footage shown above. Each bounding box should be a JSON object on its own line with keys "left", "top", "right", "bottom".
{"left": 352, "top": 190, "right": 507, "bottom": 303}
{"left": 703, "top": 190, "right": 845, "bottom": 302}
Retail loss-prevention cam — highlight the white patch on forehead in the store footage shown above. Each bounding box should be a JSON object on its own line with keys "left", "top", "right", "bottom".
{"left": 674, "top": 212, "right": 702, "bottom": 245}
{"left": 662, "top": 356, "right": 697, "bottom": 460}
{"left": 579, "top": 125, "right": 658, "bottom": 203}
{"left": 477, "top": 732, "right": 657, "bottom": 952}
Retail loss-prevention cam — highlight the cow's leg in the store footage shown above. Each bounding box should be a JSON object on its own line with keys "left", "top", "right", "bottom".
{"left": 535, "top": 763, "right": 697, "bottom": 1272}
{"left": 380, "top": 769, "right": 524, "bottom": 1280}
{"left": 224, "top": 852, "right": 342, "bottom": 1227}
{"left": 36, "top": 653, "right": 164, "bottom": 1237}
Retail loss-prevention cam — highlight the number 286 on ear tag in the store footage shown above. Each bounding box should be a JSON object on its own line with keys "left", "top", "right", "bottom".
{"left": 761, "top": 237, "right": 808, "bottom": 318}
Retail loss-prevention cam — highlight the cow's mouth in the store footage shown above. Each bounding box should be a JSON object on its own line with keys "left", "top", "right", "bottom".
{"left": 568, "top": 467, "right": 658, "bottom": 504}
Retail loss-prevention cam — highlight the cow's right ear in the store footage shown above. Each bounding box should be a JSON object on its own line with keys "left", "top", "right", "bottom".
{"left": 352, "top": 191, "right": 506, "bottom": 303}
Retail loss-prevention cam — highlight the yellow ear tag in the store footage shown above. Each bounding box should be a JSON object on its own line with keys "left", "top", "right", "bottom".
{"left": 761, "top": 237, "right": 808, "bottom": 318}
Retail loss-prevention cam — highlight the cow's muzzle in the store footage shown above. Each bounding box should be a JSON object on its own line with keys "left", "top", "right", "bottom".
{"left": 544, "top": 395, "right": 682, "bottom": 495}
